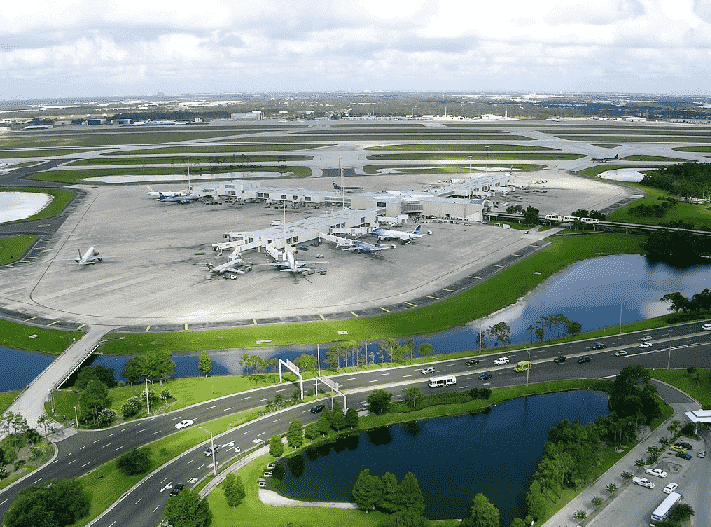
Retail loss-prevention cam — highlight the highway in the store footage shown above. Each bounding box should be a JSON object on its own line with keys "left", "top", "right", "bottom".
{"left": 0, "top": 321, "right": 708, "bottom": 525}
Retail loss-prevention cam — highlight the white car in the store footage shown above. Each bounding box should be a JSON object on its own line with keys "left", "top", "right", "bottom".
{"left": 633, "top": 477, "right": 655, "bottom": 489}
{"left": 175, "top": 419, "right": 194, "bottom": 430}
{"left": 702, "top": 323, "right": 711, "bottom": 330}
{"left": 639, "top": 342, "right": 652, "bottom": 348}
{"left": 614, "top": 350, "right": 627, "bottom": 357}
{"left": 640, "top": 335, "right": 653, "bottom": 341}
{"left": 421, "top": 367, "right": 435, "bottom": 375}
{"left": 663, "top": 483, "right": 679, "bottom": 494}
{"left": 493, "top": 357, "right": 510, "bottom": 365}
{"left": 698, "top": 450, "right": 705, "bottom": 458}
{"left": 646, "top": 468, "right": 668, "bottom": 478}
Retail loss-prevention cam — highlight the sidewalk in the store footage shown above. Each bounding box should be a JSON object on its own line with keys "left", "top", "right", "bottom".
{"left": 543, "top": 401, "right": 698, "bottom": 527}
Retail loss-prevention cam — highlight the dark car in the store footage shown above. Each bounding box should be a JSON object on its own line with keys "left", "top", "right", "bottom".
{"left": 675, "top": 442, "right": 693, "bottom": 450}
{"left": 577, "top": 356, "right": 592, "bottom": 364}
{"left": 169, "top": 483, "right": 184, "bottom": 497}
{"left": 676, "top": 452, "right": 692, "bottom": 460}
{"left": 479, "top": 372, "right": 492, "bottom": 381}
{"left": 466, "top": 359, "right": 480, "bottom": 366}
{"left": 591, "top": 343, "right": 606, "bottom": 350}
{"left": 553, "top": 356, "right": 566, "bottom": 364}
{"left": 310, "top": 404, "right": 326, "bottom": 414}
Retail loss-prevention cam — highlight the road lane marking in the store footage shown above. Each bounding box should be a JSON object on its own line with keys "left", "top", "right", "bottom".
{"left": 187, "top": 460, "right": 194, "bottom": 464}
{"left": 223, "top": 407, "right": 232, "bottom": 412}
{"left": 276, "top": 388, "right": 286, "bottom": 392}
{"left": 260, "top": 398, "right": 268, "bottom": 402}
{"left": 244, "top": 396, "right": 251, "bottom": 400}
{"left": 347, "top": 377, "right": 356, "bottom": 380}
{"left": 137, "top": 428, "right": 146, "bottom": 433}
{"left": 153, "top": 506, "right": 159, "bottom": 513}
{"left": 381, "top": 373, "right": 389, "bottom": 376}
{"left": 369, "top": 379, "right": 377, "bottom": 383}
{"left": 403, "top": 374, "right": 412, "bottom": 378}
{"left": 135, "top": 498, "right": 141, "bottom": 504}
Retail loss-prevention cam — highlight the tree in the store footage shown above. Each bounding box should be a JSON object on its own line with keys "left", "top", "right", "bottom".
{"left": 525, "top": 480, "right": 547, "bottom": 521}
{"left": 396, "top": 472, "right": 425, "bottom": 516}
{"left": 287, "top": 420, "right": 303, "bottom": 449}
{"left": 461, "top": 492, "right": 500, "bottom": 527}
{"left": 304, "top": 422, "right": 320, "bottom": 440}
{"left": 592, "top": 496, "right": 603, "bottom": 508}
{"left": 78, "top": 380, "right": 111, "bottom": 425}
{"left": 293, "top": 353, "right": 316, "bottom": 372}
{"left": 403, "top": 387, "right": 422, "bottom": 409}
{"left": 122, "top": 357, "right": 143, "bottom": 385}
{"left": 222, "top": 473, "right": 246, "bottom": 508}
{"left": 567, "top": 321, "right": 582, "bottom": 336}
{"left": 367, "top": 390, "right": 393, "bottom": 415}
{"left": 523, "top": 205, "right": 539, "bottom": 226}
{"left": 352, "top": 469, "right": 384, "bottom": 511}
{"left": 75, "top": 366, "right": 117, "bottom": 390}
{"left": 381, "top": 472, "right": 400, "bottom": 513}
{"left": 198, "top": 351, "right": 212, "bottom": 378}
{"left": 605, "top": 483, "right": 617, "bottom": 495}
{"left": 418, "top": 342, "right": 434, "bottom": 357}
{"left": 122, "top": 396, "right": 141, "bottom": 418}
{"left": 621, "top": 471, "right": 633, "bottom": 481}
{"left": 5, "top": 478, "right": 91, "bottom": 527}
{"left": 345, "top": 407, "right": 359, "bottom": 429}
{"left": 143, "top": 349, "right": 175, "bottom": 384}
{"left": 377, "top": 510, "right": 429, "bottom": 527}
{"left": 117, "top": 448, "right": 152, "bottom": 476}
{"left": 269, "top": 435, "right": 284, "bottom": 458}
{"left": 671, "top": 503, "right": 694, "bottom": 522}
{"left": 573, "top": 510, "right": 587, "bottom": 520}
{"left": 163, "top": 488, "right": 212, "bottom": 527}
{"left": 489, "top": 322, "right": 510, "bottom": 346}
{"left": 330, "top": 401, "right": 346, "bottom": 431}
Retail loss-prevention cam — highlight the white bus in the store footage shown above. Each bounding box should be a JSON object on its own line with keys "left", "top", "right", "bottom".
{"left": 650, "top": 491, "right": 682, "bottom": 525}
{"left": 544, "top": 214, "right": 562, "bottom": 222}
{"left": 429, "top": 375, "right": 457, "bottom": 388}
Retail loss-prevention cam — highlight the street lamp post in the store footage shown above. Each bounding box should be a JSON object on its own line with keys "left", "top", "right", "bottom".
{"left": 526, "top": 350, "right": 531, "bottom": 387}
{"left": 73, "top": 406, "right": 78, "bottom": 427}
{"left": 142, "top": 375, "right": 151, "bottom": 415}
{"left": 198, "top": 426, "right": 217, "bottom": 476}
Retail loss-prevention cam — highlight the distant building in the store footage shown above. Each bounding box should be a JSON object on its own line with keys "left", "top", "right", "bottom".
{"left": 87, "top": 118, "right": 105, "bottom": 125}
{"left": 231, "top": 111, "right": 263, "bottom": 120}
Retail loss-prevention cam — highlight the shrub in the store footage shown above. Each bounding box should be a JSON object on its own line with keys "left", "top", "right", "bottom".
{"left": 160, "top": 388, "right": 172, "bottom": 400}
{"left": 122, "top": 396, "right": 142, "bottom": 418}
{"left": 96, "top": 409, "right": 117, "bottom": 427}
{"left": 269, "top": 435, "right": 284, "bottom": 457}
{"left": 117, "top": 447, "right": 152, "bottom": 476}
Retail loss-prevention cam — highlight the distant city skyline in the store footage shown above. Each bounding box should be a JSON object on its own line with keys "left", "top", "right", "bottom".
{"left": 2, "top": 0, "right": 711, "bottom": 99}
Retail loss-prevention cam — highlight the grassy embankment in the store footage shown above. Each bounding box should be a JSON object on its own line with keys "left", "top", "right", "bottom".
{"left": 365, "top": 152, "right": 586, "bottom": 161}
{"left": 0, "top": 235, "right": 35, "bottom": 264}
{"left": 0, "top": 187, "right": 75, "bottom": 222}
{"left": 97, "top": 233, "right": 645, "bottom": 355}
{"left": 592, "top": 144, "right": 620, "bottom": 148}
{"left": 673, "top": 145, "right": 711, "bottom": 153}
{"left": 364, "top": 164, "right": 546, "bottom": 174}
{"left": 0, "top": 391, "right": 20, "bottom": 414}
{"left": 650, "top": 368, "right": 711, "bottom": 409}
{"left": 0, "top": 319, "right": 83, "bottom": 354}
{"left": 68, "top": 155, "right": 313, "bottom": 166}
{"left": 31, "top": 165, "right": 312, "bottom": 184}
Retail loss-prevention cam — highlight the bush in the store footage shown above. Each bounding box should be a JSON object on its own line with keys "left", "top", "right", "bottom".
{"left": 223, "top": 473, "right": 246, "bottom": 507}
{"left": 96, "top": 409, "right": 117, "bottom": 427}
{"left": 117, "top": 447, "right": 152, "bottom": 476}
{"left": 269, "top": 435, "right": 284, "bottom": 457}
{"left": 122, "top": 396, "right": 142, "bottom": 418}
{"left": 160, "top": 388, "right": 172, "bottom": 400}
{"left": 573, "top": 510, "right": 587, "bottom": 520}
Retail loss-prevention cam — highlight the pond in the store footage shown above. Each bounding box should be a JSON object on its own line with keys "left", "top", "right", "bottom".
{"left": 0, "top": 345, "right": 55, "bottom": 392}
{"left": 273, "top": 390, "right": 610, "bottom": 526}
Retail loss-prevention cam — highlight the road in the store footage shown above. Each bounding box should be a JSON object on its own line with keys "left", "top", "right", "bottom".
{"left": 0, "top": 322, "right": 706, "bottom": 525}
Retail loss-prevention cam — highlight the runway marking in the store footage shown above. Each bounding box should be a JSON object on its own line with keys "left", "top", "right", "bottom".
{"left": 380, "top": 307, "right": 390, "bottom": 312}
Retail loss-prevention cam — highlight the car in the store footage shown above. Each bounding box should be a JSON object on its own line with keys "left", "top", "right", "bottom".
{"left": 663, "top": 483, "right": 679, "bottom": 494}
{"left": 421, "top": 367, "right": 435, "bottom": 374}
{"left": 493, "top": 357, "right": 509, "bottom": 365}
{"left": 466, "top": 359, "right": 480, "bottom": 366}
{"left": 674, "top": 442, "right": 693, "bottom": 450}
{"left": 266, "top": 462, "right": 277, "bottom": 470}
{"left": 310, "top": 404, "right": 326, "bottom": 414}
{"left": 591, "top": 343, "right": 606, "bottom": 350}
{"left": 204, "top": 445, "right": 220, "bottom": 457}
{"left": 632, "top": 477, "right": 655, "bottom": 489}
{"left": 175, "top": 419, "right": 194, "bottom": 430}
{"left": 670, "top": 445, "right": 687, "bottom": 454}
{"left": 676, "top": 452, "right": 692, "bottom": 460}
{"left": 553, "top": 356, "right": 566, "bottom": 364}
{"left": 640, "top": 335, "right": 653, "bottom": 341}
{"left": 577, "top": 356, "right": 592, "bottom": 364}
{"left": 614, "top": 350, "right": 628, "bottom": 357}
{"left": 703, "top": 323, "right": 711, "bottom": 330}
{"left": 639, "top": 342, "right": 652, "bottom": 348}
{"left": 479, "top": 372, "right": 492, "bottom": 381}
{"left": 169, "top": 483, "right": 184, "bottom": 497}
{"left": 698, "top": 450, "right": 705, "bottom": 458}
{"left": 646, "top": 468, "right": 668, "bottom": 478}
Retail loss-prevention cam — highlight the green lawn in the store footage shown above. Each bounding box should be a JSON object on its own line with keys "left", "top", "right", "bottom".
{"left": 620, "top": 155, "right": 685, "bottom": 162}
{"left": 365, "top": 144, "right": 557, "bottom": 152}
{"left": 108, "top": 144, "right": 329, "bottom": 156}
{"left": 555, "top": 135, "right": 711, "bottom": 143}
{"left": 366, "top": 152, "right": 585, "bottom": 161}
{"left": 0, "top": 391, "right": 20, "bottom": 414}
{"left": 576, "top": 164, "right": 650, "bottom": 178}
{"left": 96, "top": 234, "right": 644, "bottom": 354}
{"left": 363, "top": 164, "right": 546, "bottom": 175}
{"left": 44, "top": 390, "right": 79, "bottom": 424}
{"left": 673, "top": 145, "right": 711, "bottom": 153}
{"left": 0, "top": 187, "right": 75, "bottom": 222}
{"left": 0, "top": 235, "right": 35, "bottom": 264}
{"left": 650, "top": 368, "right": 711, "bottom": 409}
{"left": 0, "top": 319, "right": 83, "bottom": 353}
{"left": 0, "top": 149, "right": 93, "bottom": 158}
{"left": 69, "top": 155, "right": 312, "bottom": 166}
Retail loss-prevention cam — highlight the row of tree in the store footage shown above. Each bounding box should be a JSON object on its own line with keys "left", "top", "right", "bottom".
{"left": 643, "top": 229, "right": 711, "bottom": 261}
{"left": 640, "top": 162, "right": 711, "bottom": 199}
{"left": 122, "top": 349, "right": 176, "bottom": 385}
{"left": 661, "top": 288, "right": 711, "bottom": 314}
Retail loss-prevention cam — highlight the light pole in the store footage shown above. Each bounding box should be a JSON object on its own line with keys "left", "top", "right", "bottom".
{"left": 73, "top": 406, "right": 78, "bottom": 427}
{"left": 526, "top": 350, "right": 531, "bottom": 387}
{"left": 198, "top": 426, "right": 217, "bottom": 476}
{"left": 142, "top": 374, "right": 151, "bottom": 415}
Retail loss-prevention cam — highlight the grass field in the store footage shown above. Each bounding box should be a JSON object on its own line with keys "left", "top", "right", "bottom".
{"left": 673, "top": 145, "right": 711, "bottom": 153}
{"left": 650, "top": 368, "right": 711, "bottom": 409}
{"left": 0, "top": 235, "right": 35, "bottom": 264}
{"left": 576, "top": 164, "right": 651, "bottom": 178}
{"left": 620, "top": 155, "right": 686, "bottom": 162}
{"left": 109, "top": 144, "right": 329, "bottom": 156}
{"left": 592, "top": 143, "right": 620, "bottom": 148}
{"left": 0, "top": 390, "right": 20, "bottom": 414}
{"left": 0, "top": 187, "right": 75, "bottom": 222}
{"left": 31, "top": 164, "right": 311, "bottom": 183}
{"left": 366, "top": 152, "right": 585, "bottom": 161}
{"left": 0, "top": 319, "right": 83, "bottom": 354}
{"left": 365, "top": 144, "right": 557, "bottom": 152}
{"left": 363, "top": 164, "right": 546, "bottom": 174}
{"left": 69, "top": 155, "right": 313, "bottom": 166}
{"left": 96, "top": 233, "right": 645, "bottom": 354}
{"left": 0, "top": 148, "right": 94, "bottom": 158}
{"left": 555, "top": 135, "right": 711, "bottom": 143}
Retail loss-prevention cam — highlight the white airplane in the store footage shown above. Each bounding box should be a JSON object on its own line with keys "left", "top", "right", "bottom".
{"left": 346, "top": 240, "right": 392, "bottom": 254}
{"left": 372, "top": 225, "right": 424, "bottom": 243}
{"left": 207, "top": 258, "right": 251, "bottom": 277}
{"left": 57, "top": 247, "right": 113, "bottom": 266}
{"left": 146, "top": 186, "right": 183, "bottom": 198}
{"left": 333, "top": 181, "right": 364, "bottom": 192}
{"left": 263, "top": 251, "right": 326, "bottom": 277}
{"left": 158, "top": 192, "right": 200, "bottom": 204}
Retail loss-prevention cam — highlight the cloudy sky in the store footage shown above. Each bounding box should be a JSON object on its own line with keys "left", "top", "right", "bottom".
{"left": 2, "top": 0, "right": 711, "bottom": 99}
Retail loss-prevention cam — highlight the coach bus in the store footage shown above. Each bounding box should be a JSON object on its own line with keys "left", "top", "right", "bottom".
{"left": 650, "top": 491, "right": 682, "bottom": 525}
{"left": 429, "top": 375, "right": 456, "bottom": 388}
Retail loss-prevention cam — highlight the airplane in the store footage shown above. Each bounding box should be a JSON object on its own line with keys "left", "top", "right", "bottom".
{"left": 263, "top": 251, "right": 326, "bottom": 278}
{"left": 56, "top": 247, "right": 113, "bottom": 266}
{"left": 207, "top": 258, "right": 251, "bottom": 278}
{"left": 346, "top": 240, "right": 393, "bottom": 254}
{"left": 333, "top": 181, "right": 364, "bottom": 192}
{"left": 372, "top": 225, "right": 424, "bottom": 243}
{"left": 158, "top": 193, "right": 200, "bottom": 204}
{"left": 591, "top": 154, "right": 619, "bottom": 163}
{"left": 146, "top": 186, "right": 183, "bottom": 198}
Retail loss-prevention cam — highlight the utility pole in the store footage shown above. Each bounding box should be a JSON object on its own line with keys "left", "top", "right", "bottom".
{"left": 198, "top": 426, "right": 217, "bottom": 476}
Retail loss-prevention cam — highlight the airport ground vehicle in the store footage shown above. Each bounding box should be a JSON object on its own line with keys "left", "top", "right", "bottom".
{"left": 429, "top": 375, "right": 456, "bottom": 388}
{"left": 650, "top": 491, "right": 682, "bottom": 525}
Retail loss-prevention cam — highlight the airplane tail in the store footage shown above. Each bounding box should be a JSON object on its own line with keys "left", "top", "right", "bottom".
{"left": 614, "top": 154, "right": 619, "bottom": 159}
{"left": 413, "top": 225, "right": 422, "bottom": 234}
{"left": 333, "top": 182, "right": 339, "bottom": 190}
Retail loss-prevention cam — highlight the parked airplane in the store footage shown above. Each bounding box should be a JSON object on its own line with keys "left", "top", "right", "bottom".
{"left": 207, "top": 258, "right": 251, "bottom": 277}
{"left": 264, "top": 251, "right": 326, "bottom": 278}
{"left": 57, "top": 247, "right": 112, "bottom": 266}
{"left": 591, "top": 153, "right": 619, "bottom": 163}
{"left": 146, "top": 186, "right": 183, "bottom": 198}
{"left": 333, "top": 181, "right": 364, "bottom": 192}
{"left": 347, "top": 240, "right": 392, "bottom": 254}
{"left": 372, "top": 225, "right": 424, "bottom": 243}
{"left": 158, "top": 193, "right": 200, "bottom": 204}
